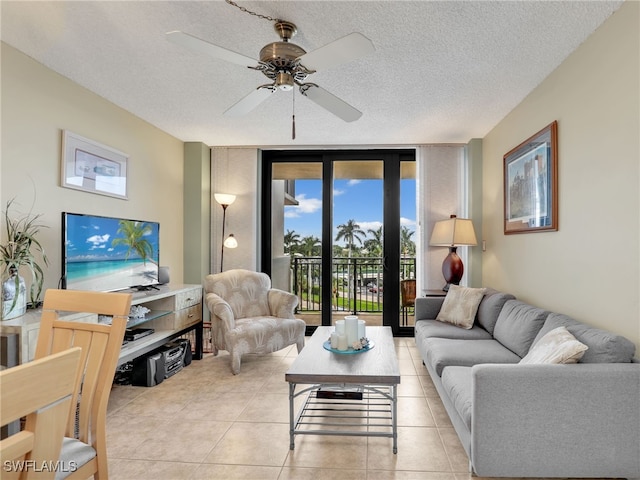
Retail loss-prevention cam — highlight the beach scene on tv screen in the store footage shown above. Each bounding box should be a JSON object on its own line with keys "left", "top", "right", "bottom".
{"left": 65, "top": 214, "right": 159, "bottom": 292}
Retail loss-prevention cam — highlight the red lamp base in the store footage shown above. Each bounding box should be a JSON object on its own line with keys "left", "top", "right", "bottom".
{"left": 442, "top": 247, "right": 464, "bottom": 291}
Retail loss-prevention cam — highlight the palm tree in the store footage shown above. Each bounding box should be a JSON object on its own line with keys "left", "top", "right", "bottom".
{"left": 401, "top": 226, "right": 416, "bottom": 257}
{"left": 111, "top": 220, "right": 155, "bottom": 265}
{"left": 298, "top": 235, "right": 321, "bottom": 257}
{"left": 335, "top": 219, "right": 365, "bottom": 258}
{"left": 283, "top": 229, "right": 300, "bottom": 254}
{"left": 295, "top": 235, "right": 321, "bottom": 303}
{"left": 364, "top": 226, "right": 383, "bottom": 257}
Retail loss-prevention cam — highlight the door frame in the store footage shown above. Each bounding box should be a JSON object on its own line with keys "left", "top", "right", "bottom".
{"left": 261, "top": 149, "right": 415, "bottom": 336}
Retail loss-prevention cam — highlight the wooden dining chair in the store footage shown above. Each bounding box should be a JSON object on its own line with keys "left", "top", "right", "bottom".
{"left": 35, "top": 289, "right": 132, "bottom": 480}
{"left": 0, "top": 347, "right": 82, "bottom": 480}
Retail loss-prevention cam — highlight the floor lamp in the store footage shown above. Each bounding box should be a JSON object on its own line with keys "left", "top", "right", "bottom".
{"left": 214, "top": 193, "right": 236, "bottom": 272}
{"left": 430, "top": 215, "right": 477, "bottom": 291}
{"left": 223, "top": 234, "right": 238, "bottom": 268}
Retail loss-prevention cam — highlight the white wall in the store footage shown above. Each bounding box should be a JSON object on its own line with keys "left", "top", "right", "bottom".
{"left": 482, "top": 1, "right": 639, "bottom": 349}
{"left": 1, "top": 43, "right": 185, "bottom": 295}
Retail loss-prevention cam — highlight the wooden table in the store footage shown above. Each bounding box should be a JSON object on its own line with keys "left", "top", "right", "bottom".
{"left": 285, "top": 326, "right": 401, "bottom": 453}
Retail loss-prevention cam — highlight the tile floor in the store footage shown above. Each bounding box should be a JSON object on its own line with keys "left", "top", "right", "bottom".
{"left": 106, "top": 337, "right": 606, "bottom": 480}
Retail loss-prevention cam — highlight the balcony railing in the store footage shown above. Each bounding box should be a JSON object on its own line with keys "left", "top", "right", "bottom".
{"left": 291, "top": 256, "right": 416, "bottom": 314}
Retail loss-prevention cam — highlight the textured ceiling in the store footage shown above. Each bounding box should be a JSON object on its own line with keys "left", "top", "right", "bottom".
{"left": 0, "top": 1, "right": 623, "bottom": 147}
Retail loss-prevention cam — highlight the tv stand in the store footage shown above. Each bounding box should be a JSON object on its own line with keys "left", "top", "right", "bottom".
{"left": 0, "top": 284, "right": 204, "bottom": 367}
{"left": 117, "top": 284, "right": 203, "bottom": 366}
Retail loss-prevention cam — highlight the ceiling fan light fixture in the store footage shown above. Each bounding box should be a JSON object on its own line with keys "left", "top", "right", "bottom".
{"left": 276, "top": 72, "right": 294, "bottom": 91}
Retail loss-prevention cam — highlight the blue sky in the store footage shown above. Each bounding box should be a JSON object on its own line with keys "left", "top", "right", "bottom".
{"left": 284, "top": 179, "right": 416, "bottom": 245}
{"left": 64, "top": 214, "right": 159, "bottom": 262}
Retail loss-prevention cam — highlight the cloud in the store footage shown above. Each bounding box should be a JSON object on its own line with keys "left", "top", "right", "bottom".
{"left": 400, "top": 217, "right": 417, "bottom": 228}
{"left": 86, "top": 234, "right": 110, "bottom": 246}
{"left": 333, "top": 188, "right": 345, "bottom": 196}
{"left": 347, "top": 179, "right": 361, "bottom": 186}
{"left": 357, "top": 221, "right": 383, "bottom": 232}
{"left": 285, "top": 194, "right": 322, "bottom": 218}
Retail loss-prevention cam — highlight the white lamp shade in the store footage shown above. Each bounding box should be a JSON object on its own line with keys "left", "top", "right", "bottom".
{"left": 214, "top": 193, "right": 236, "bottom": 206}
{"left": 430, "top": 217, "right": 477, "bottom": 247}
{"left": 223, "top": 234, "right": 238, "bottom": 248}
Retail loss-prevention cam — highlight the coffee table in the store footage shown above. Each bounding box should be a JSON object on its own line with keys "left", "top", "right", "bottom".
{"left": 285, "top": 326, "right": 401, "bottom": 453}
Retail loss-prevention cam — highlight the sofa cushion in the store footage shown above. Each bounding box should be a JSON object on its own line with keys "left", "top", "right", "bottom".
{"left": 436, "top": 285, "right": 487, "bottom": 329}
{"left": 414, "top": 297, "right": 446, "bottom": 321}
{"left": 415, "top": 319, "right": 493, "bottom": 341}
{"left": 476, "top": 289, "right": 516, "bottom": 335}
{"left": 423, "top": 337, "right": 521, "bottom": 376}
{"left": 520, "top": 326, "right": 588, "bottom": 364}
{"left": 534, "top": 313, "right": 636, "bottom": 363}
{"left": 493, "top": 300, "right": 549, "bottom": 358}
{"left": 440, "top": 366, "right": 473, "bottom": 430}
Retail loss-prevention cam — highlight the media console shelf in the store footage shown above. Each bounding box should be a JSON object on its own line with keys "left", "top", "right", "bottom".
{"left": 0, "top": 284, "right": 204, "bottom": 366}
{"left": 118, "top": 284, "right": 203, "bottom": 365}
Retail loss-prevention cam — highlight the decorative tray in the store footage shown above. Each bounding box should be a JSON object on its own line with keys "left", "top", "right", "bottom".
{"left": 323, "top": 340, "right": 375, "bottom": 355}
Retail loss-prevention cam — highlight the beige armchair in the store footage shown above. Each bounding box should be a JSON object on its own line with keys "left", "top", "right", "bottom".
{"left": 204, "top": 269, "right": 306, "bottom": 374}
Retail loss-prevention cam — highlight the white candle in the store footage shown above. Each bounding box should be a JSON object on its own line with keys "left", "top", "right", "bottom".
{"left": 335, "top": 320, "right": 345, "bottom": 335}
{"left": 330, "top": 332, "right": 339, "bottom": 349}
{"left": 337, "top": 334, "right": 348, "bottom": 351}
{"left": 358, "top": 319, "right": 366, "bottom": 340}
{"left": 345, "top": 316, "right": 359, "bottom": 345}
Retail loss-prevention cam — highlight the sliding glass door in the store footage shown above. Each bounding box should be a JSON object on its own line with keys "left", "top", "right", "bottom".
{"left": 262, "top": 149, "right": 416, "bottom": 336}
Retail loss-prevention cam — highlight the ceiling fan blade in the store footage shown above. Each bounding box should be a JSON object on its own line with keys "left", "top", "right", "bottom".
{"left": 224, "top": 87, "right": 276, "bottom": 117}
{"left": 300, "top": 84, "right": 362, "bottom": 122}
{"left": 297, "top": 32, "right": 375, "bottom": 71}
{"left": 166, "top": 31, "right": 258, "bottom": 68}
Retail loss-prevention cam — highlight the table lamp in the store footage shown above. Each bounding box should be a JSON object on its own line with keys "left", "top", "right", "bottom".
{"left": 430, "top": 215, "right": 477, "bottom": 291}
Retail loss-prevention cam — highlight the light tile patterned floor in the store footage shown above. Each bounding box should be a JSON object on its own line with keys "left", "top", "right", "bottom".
{"left": 106, "top": 337, "right": 611, "bottom": 480}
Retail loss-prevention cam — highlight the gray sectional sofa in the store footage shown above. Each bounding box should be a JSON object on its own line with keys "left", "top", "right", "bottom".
{"left": 414, "top": 288, "right": 640, "bottom": 478}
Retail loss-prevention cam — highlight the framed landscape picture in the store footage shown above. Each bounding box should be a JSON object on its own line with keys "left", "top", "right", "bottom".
{"left": 504, "top": 121, "right": 558, "bottom": 234}
{"left": 61, "top": 130, "right": 128, "bottom": 199}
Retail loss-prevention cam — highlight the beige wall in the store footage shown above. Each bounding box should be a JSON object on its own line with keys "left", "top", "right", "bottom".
{"left": 482, "top": 1, "right": 639, "bottom": 349}
{"left": 1, "top": 43, "right": 185, "bottom": 295}
{"left": 210, "top": 148, "right": 260, "bottom": 273}
{"left": 417, "top": 145, "right": 468, "bottom": 292}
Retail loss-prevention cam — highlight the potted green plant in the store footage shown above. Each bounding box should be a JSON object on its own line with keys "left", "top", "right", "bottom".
{"left": 1, "top": 199, "right": 49, "bottom": 319}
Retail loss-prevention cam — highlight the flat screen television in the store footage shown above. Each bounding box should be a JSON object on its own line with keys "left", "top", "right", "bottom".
{"left": 62, "top": 212, "right": 160, "bottom": 292}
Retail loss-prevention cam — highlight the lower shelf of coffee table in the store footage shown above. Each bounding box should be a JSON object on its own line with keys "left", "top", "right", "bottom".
{"left": 290, "top": 383, "right": 397, "bottom": 452}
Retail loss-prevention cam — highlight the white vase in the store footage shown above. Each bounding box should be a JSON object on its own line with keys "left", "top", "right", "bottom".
{"left": 2, "top": 273, "right": 27, "bottom": 320}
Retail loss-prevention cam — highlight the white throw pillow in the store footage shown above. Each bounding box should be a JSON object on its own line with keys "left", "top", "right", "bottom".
{"left": 436, "top": 285, "right": 486, "bottom": 329}
{"left": 520, "top": 326, "right": 588, "bottom": 364}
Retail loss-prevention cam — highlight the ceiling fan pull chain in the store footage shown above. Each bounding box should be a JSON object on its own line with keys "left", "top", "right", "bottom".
{"left": 292, "top": 88, "right": 296, "bottom": 140}
{"left": 225, "top": 0, "right": 281, "bottom": 23}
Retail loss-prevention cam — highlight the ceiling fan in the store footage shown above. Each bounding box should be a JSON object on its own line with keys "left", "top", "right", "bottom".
{"left": 166, "top": 20, "right": 375, "bottom": 123}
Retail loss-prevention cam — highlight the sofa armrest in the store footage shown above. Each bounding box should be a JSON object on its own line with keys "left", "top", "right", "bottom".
{"left": 268, "top": 288, "right": 298, "bottom": 319}
{"left": 415, "top": 297, "right": 445, "bottom": 321}
{"left": 470, "top": 363, "right": 640, "bottom": 477}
